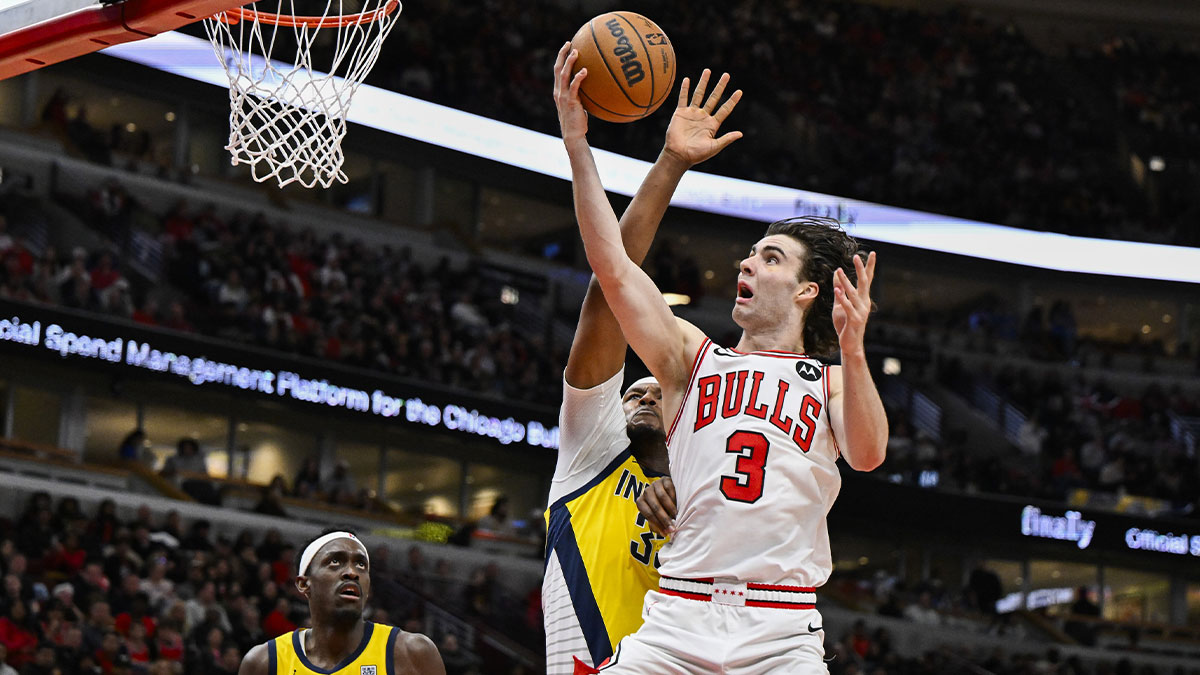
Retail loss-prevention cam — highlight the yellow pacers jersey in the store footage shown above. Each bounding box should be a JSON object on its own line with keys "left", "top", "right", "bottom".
{"left": 270, "top": 621, "right": 396, "bottom": 675}
{"left": 544, "top": 449, "right": 667, "bottom": 668}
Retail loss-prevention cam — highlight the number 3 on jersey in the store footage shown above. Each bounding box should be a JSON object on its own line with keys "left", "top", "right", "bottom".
{"left": 720, "top": 430, "right": 769, "bottom": 503}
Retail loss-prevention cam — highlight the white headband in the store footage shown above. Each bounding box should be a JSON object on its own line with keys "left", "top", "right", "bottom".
{"left": 625, "top": 376, "right": 658, "bottom": 394}
{"left": 298, "top": 531, "right": 368, "bottom": 576}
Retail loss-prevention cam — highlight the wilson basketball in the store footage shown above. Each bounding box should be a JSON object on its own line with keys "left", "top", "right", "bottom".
{"left": 570, "top": 12, "right": 676, "bottom": 123}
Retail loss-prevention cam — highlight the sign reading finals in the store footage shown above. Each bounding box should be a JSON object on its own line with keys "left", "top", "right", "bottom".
{"left": 0, "top": 314, "right": 558, "bottom": 450}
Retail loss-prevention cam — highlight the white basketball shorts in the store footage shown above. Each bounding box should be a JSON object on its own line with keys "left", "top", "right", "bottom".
{"left": 596, "top": 589, "right": 828, "bottom": 674}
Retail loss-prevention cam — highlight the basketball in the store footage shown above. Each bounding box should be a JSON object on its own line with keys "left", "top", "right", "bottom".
{"left": 569, "top": 12, "right": 676, "bottom": 123}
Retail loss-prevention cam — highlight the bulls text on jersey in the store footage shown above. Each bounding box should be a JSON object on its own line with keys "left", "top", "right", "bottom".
{"left": 692, "top": 370, "right": 824, "bottom": 452}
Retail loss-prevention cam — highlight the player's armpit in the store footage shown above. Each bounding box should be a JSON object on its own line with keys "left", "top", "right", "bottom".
{"left": 237, "top": 643, "right": 270, "bottom": 675}
{"left": 637, "top": 476, "right": 677, "bottom": 536}
{"left": 393, "top": 631, "right": 446, "bottom": 675}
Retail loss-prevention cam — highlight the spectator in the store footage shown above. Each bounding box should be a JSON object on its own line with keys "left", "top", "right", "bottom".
{"left": 18, "top": 642, "right": 57, "bottom": 675}
{"left": 117, "top": 429, "right": 146, "bottom": 463}
{"left": 163, "top": 439, "right": 206, "bottom": 477}
{"left": 1064, "top": 586, "right": 1101, "bottom": 647}
{"left": 438, "top": 633, "right": 481, "bottom": 675}
{"left": 251, "top": 478, "right": 289, "bottom": 518}
{"left": 903, "top": 591, "right": 941, "bottom": 626}
{"left": 0, "top": 602, "right": 37, "bottom": 668}
{"left": 114, "top": 593, "right": 156, "bottom": 639}
{"left": 475, "top": 496, "right": 516, "bottom": 537}
{"left": 291, "top": 456, "right": 322, "bottom": 498}
{"left": 321, "top": 461, "right": 356, "bottom": 507}
{"left": 0, "top": 644, "right": 15, "bottom": 675}
{"left": 140, "top": 562, "right": 174, "bottom": 614}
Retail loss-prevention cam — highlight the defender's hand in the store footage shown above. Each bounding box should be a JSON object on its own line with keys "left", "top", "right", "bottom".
{"left": 637, "top": 476, "right": 677, "bottom": 537}
{"left": 662, "top": 69, "right": 743, "bottom": 168}
{"left": 553, "top": 42, "right": 588, "bottom": 143}
{"left": 832, "top": 251, "right": 877, "bottom": 357}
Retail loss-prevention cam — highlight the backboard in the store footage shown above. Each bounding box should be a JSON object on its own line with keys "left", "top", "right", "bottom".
{"left": 0, "top": 0, "right": 248, "bottom": 80}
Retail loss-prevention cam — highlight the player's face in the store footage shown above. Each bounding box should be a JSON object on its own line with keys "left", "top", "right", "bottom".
{"left": 622, "top": 382, "right": 664, "bottom": 434}
{"left": 298, "top": 538, "right": 370, "bottom": 620}
{"left": 732, "top": 235, "right": 812, "bottom": 329}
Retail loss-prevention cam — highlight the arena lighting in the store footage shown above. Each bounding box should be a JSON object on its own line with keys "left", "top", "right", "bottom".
{"left": 105, "top": 32, "right": 1200, "bottom": 284}
{"left": 662, "top": 292, "right": 691, "bottom": 306}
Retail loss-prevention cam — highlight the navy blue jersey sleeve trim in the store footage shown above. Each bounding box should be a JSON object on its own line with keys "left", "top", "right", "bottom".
{"left": 385, "top": 625, "right": 399, "bottom": 675}
{"left": 268, "top": 637, "right": 277, "bottom": 674}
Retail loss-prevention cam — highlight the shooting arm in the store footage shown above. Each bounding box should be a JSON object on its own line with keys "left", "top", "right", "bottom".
{"left": 565, "top": 136, "right": 692, "bottom": 386}
{"left": 563, "top": 153, "right": 690, "bottom": 388}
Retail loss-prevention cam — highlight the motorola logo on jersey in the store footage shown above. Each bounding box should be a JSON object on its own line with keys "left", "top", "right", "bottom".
{"left": 795, "top": 362, "right": 822, "bottom": 382}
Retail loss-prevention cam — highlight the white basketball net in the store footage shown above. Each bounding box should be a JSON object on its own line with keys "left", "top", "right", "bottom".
{"left": 204, "top": 1, "right": 402, "bottom": 189}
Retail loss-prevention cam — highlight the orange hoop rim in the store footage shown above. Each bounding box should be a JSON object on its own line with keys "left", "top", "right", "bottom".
{"left": 218, "top": 0, "right": 400, "bottom": 28}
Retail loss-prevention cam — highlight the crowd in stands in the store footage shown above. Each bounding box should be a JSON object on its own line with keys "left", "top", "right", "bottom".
{"left": 0, "top": 191, "right": 567, "bottom": 406}
{"left": 7, "top": 187, "right": 1200, "bottom": 521}
{"left": 862, "top": 291, "right": 1200, "bottom": 518}
{"left": 0, "top": 490, "right": 542, "bottom": 674}
{"left": 380, "top": 0, "right": 1199, "bottom": 247}
{"left": 12, "top": 2, "right": 1199, "bottom": 248}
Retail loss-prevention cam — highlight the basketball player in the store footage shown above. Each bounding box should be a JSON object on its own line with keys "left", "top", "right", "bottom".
{"left": 544, "top": 43, "right": 744, "bottom": 674}
{"left": 238, "top": 531, "right": 444, "bottom": 675}
{"left": 555, "top": 47, "right": 888, "bottom": 674}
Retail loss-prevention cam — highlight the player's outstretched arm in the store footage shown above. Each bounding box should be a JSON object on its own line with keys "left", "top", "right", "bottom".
{"left": 392, "top": 631, "right": 446, "bottom": 675}
{"left": 828, "top": 252, "right": 888, "bottom": 471}
{"left": 554, "top": 48, "right": 705, "bottom": 387}
{"left": 237, "top": 643, "right": 269, "bottom": 675}
{"left": 561, "top": 52, "right": 743, "bottom": 388}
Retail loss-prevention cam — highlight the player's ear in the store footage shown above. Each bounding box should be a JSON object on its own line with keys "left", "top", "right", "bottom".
{"left": 295, "top": 575, "right": 310, "bottom": 597}
{"left": 796, "top": 281, "right": 818, "bottom": 304}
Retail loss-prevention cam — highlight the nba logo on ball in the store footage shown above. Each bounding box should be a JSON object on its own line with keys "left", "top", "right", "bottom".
{"left": 361, "top": 666, "right": 376, "bottom": 675}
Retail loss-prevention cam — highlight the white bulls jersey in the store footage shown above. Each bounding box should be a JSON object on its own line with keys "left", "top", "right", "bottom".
{"left": 659, "top": 338, "right": 841, "bottom": 588}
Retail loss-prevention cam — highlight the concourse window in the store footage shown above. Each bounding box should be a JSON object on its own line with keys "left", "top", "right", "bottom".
{"left": 1103, "top": 567, "right": 1170, "bottom": 624}
{"left": 332, "top": 439, "right": 383, "bottom": 508}
{"left": 83, "top": 395, "right": 139, "bottom": 463}
{"left": 979, "top": 559, "right": 1023, "bottom": 613}
{"left": 384, "top": 448, "right": 461, "bottom": 519}
{"left": 11, "top": 385, "right": 62, "bottom": 447}
{"left": 236, "top": 420, "right": 318, "bottom": 488}
{"left": 1188, "top": 582, "right": 1200, "bottom": 626}
{"left": 141, "top": 403, "right": 229, "bottom": 476}
{"left": 433, "top": 174, "right": 475, "bottom": 233}
{"left": 464, "top": 462, "right": 545, "bottom": 531}
{"left": 827, "top": 533, "right": 907, "bottom": 607}
{"left": 1027, "top": 560, "right": 1097, "bottom": 617}
{"left": 0, "top": 379, "right": 8, "bottom": 436}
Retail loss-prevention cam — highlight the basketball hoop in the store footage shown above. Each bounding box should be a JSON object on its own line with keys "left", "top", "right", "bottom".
{"left": 203, "top": 0, "right": 402, "bottom": 189}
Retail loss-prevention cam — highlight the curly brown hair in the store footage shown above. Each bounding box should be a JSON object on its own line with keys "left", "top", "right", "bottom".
{"left": 764, "top": 216, "right": 868, "bottom": 358}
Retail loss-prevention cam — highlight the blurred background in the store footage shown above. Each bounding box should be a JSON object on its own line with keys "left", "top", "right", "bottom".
{"left": 0, "top": 0, "right": 1198, "bottom": 673}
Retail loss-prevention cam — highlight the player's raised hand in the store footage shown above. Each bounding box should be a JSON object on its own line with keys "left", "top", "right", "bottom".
{"left": 636, "top": 476, "right": 677, "bottom": 537}
{"left": 832, "top": 251, "right": 876, "bottom": 358}
{"left": 553, "top": 42, "right": 589, "bottom": 143}
{"left": 662, "top": 69, "right": 743, "bottom": 168}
